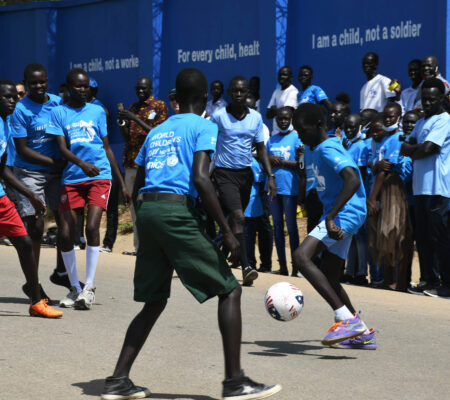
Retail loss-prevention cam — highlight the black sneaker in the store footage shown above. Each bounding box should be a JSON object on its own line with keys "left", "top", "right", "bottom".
{"left": 407, "top": 281, "right": 437, "bottom": 296}
{"left": 423, "top": 286, "right": 450, "bottom": 299}
{"left": 353, "top": 275, "right": 369, "bottom": 286}
{"left": 49, "top": 269, "right": 84, "bottom": 290}
{"left": 242, "top": 267, "right": 258, "bottom": 286}
{"left": 101, "top": 376, "right": 150, "bottom": 400}
{"left": 22, "top": 283, "right": 59, "bottom": 306}
{"left": 222, "top": 371, "right": 281, "bottom": 400}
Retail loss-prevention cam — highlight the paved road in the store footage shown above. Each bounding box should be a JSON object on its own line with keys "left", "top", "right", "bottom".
{"left": 1, "top": 246, "right": 449, "bottom": 400}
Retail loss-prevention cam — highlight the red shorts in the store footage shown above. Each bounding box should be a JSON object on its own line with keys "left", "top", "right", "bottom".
{"left": 60, "top": 179, "right": 111, "bottom": 212}
{"left": 0, "top": 195, "right": 28, "bottom": 237}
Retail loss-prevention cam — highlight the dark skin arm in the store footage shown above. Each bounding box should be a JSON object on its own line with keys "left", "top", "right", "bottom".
{"left": 0, "top": 154, "right": 46, "bottom": 216}
{"left": 297, "top": 168, "right": 306, "bottom": 205}
{"left": 118, "top": 109, "right": 152, "bottom": 133}
{"left": 132, "top": 166, "right": 145, "bottom": 211}
{"left": 367, "top": 171, "right": 386, "bottom": 216}
{"left": 14, "top": 137, "right": 65, "bottom": 170}
{"left": 372, "top": 159, "right": 392, "bottom": 174}
{"left": 102, "top": 137, "right": 131, "bottom": 206}
{"left": 320, "top": 98, "right": 333, "bottom": 112}
{"left": 193, "top": 151, "right": 240, "bottom": 263}
{"left": 255, "top": 141, "right": 277, "bottom": 200}
{"left": 401, "top": 141, "right": 440, "bottom": 160}
{"left": 325, "top": 166, "right": 361, "bottom": 240}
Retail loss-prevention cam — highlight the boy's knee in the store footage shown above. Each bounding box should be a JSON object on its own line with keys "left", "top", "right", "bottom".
{"left": 293, "top": 247, "right": 309, "bottom": 268}
{"left": 230, "top": 211, "right": 245, "bottom": 227}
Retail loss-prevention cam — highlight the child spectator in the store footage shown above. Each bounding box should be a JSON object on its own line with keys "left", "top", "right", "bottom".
{"left": 327, "top": 102, "right": 350, "bottom": 139}
{"left": 367, "top": 103, "right": 413, "bottom": 291}
{"left": 402, "top": 110, "right": 421, "bottom": 136}
{"left": 267, "top": 107, "right": 302, "bottom": 276}
{"left": 48, "top": 69, "right": 130, "bottom": 310}
{"left": 205, "top": 80, "right": 227, "bottom": 117}
{"left": 342, "top": 114, "right": 369, "bottom": 286}
{"left": 266, "top": 66, "right": 298, "bottom": 135}
{"left": 297, "top": 65, "right": 332, "bottom": 111}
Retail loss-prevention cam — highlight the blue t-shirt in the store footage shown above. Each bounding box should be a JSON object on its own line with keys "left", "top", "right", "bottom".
{"left": 266, "top": 132, "right": 301, "bottom": 196}
{"left": 0, "top": 118, "right": 8, "bottom": 197}
{"left": 46, "top": 103, "right": 111, "bottom": 184}
{"left": 90, "top": 98, "right": 106, "bottom": 109}
{"left": 381, "top": 132, "right": 412, "bottom": 182}
{"left": 211, "top": 108, "right": 265, "bottom": 169}
{"left": 9, "top": 93, "right": 62, "bottom": 171}
{"left": 409, "top": 113, "right": 450, "bottom": 198}
{"left": 347, "top": 139, "right": 369, "bottom": 167}
{"left": 304, "top": 145, "right": 316, "bottom": 195}
{"left": 5, "top": 116, "right": 16, "bottom": 167}
{"left": 297, "top": 85, "right": 328, "bottom": 105}
{"left": 135, "top": 113, "right": 217, "bottom": 200}
{"left": 244, "top": 158, "right": 264, "bottom": 218}
{"left": 310, "top": 137, "right": 367, "bottom": 234}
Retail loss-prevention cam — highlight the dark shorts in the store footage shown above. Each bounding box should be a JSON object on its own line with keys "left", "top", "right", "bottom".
{"left": 212, "top": 167, "right": 254, "bottom": 214}
{"left": 133, "top": 199, "right": 239, "bottom": 303}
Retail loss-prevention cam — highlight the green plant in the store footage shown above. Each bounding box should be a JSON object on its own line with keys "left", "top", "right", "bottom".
{"left": 118, "top": 221, "right": 134, "bottom": 234}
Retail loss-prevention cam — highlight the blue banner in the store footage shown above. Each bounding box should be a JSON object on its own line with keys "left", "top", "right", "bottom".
{"left": 159, "top": 0, "right": 276, "bottom": 120}
{"left": 286, "top": 0, "right": 448, "bottom": 112}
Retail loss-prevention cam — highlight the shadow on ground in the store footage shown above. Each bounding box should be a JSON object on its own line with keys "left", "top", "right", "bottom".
{"left": 73, "top": 379, "right": 218, "bottom": 399}
{"left": 0, "top": 296, "right": 29, "bottom": 305}
{"left": 243, "top": 340, "right": 357, "bottom": 360}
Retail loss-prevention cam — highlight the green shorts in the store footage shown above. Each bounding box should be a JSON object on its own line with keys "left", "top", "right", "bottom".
{"left": 133, "top": 199, "right": 239, "bottom": 303}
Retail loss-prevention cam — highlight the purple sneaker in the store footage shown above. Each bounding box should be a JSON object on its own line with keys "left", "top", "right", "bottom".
{"left": 321, "top": 314, "right": 365, "bottom": 346}
{"left": 331, "top": 328, "right": 377, "bottom": 349}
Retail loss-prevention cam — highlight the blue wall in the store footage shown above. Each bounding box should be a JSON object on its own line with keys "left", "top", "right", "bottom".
{"left": 286, "top": 0, "right": 448, "bottom": 112}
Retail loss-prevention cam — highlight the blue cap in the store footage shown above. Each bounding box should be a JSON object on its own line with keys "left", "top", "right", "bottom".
{"left": 89, "top": 78, "right": 98, "bottom": 88}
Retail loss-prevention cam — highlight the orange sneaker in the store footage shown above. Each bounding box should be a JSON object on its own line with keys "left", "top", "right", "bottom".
{"left": 29, "top": 299, "right": 63, "bottom": 318}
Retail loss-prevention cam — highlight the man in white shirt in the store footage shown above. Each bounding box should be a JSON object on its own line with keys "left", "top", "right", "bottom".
{"left": 401, "top": 59, "right": 422, "bottom": 112}
{"left": 360, "top": 52, "right": 396, "bottom": 112}
{"left": 266, "top": 66, "right": 298, "bottom": 135}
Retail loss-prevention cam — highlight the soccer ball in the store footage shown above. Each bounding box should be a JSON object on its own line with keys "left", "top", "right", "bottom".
{"left": 264, "top": 282, "right": 304, "bottom": 322}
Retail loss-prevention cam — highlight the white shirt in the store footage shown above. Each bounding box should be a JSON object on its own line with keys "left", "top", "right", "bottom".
{"left": 360, "top": 74, "right": 395, "bottom": 112}
{"left": 267, "top": 84, "right": 298, "bottom": 134}
{"left": 206, "top": 97, "right": 227, "bottom": 117}
{"left": 401, "top": 87, "right": 420, "bottom": 112}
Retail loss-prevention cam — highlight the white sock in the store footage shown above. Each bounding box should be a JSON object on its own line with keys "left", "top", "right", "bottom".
{"left": 360, "top": 318, "right": 370, "bottom": 334}
{"left": 85, "top": 245, "right": 100, "bottom": 288}
{"left": 334, "top": 305, "right": 354, "bottom": 322}
{"left": 61, "top": 249, "right": 81, "bottom": 293}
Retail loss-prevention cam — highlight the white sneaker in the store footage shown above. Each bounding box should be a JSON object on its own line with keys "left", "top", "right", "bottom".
{"left": 59, "top": 287, "right": 79, "bottom": 308}
{"left": 74, "top": 285, "right": 96, "bottom": 310}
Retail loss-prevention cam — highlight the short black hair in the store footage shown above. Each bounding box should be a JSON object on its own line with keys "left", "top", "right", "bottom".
{"left": 364, "top": 52, "right": 379, "bottom": 64}
{"left": 66, "top": 68, "right": 89, "bottom": 85}
{"left": 409, "top": 59, "right": 422, "bottom": 67}
{"left": 422, "top": 77, "right": 446, "bottom": 95}
{"left": 175, "top": 68, "right": 207, "bottom": 104}
{"left": 229, "top": 75, "right": 248, "bottom": 88}
{"left": 279, "top": 66, "right": 293, "bottom": 75}
{"left": 404, "top": 110, "right": 420, "bottom": 119}
{"left": 372, "top": 113, "right": 384, "bottom": 125}
{"left": 299, "top": 65, "right": 313, "bottom": 74}
{"left": 384, "top": 101, "right": 402, "bottom": 115}
{"left": 211, "top": 80, "right": 224, "bottom": 89}
{"left": 276, "top": 106, "right": 293, "bottom": 117}
{"left": 293, "top": 103, "right": 326, "bottom": 127}
{"left": 24, "top": 63, "right": 47, "bottom": 81}
{"left": 335, "top": 92, "right": 351, "bottom": 105}
{"left": 0, "top": 79, "right": 16, "bottom": 89}
{"left": 334, "top": 101, "right": 351, "bottom": 115}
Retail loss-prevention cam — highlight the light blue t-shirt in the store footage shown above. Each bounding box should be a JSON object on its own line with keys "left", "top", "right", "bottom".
{"left": 0, "top": 118, "right": 8, "bottom": 197}
{"left": 46, "top": 103, "right": 111, "bottom": 184}
{"left": 9, "top": 93, "right": 62, "bottom": 171}
{"left": 297, "top": 85, "right": 328, "bottom": 105}
{"left": 211, "top": 108, "right": 265, "bottom": 169}
{"left": 266, "top": 131, "right": 301, "bottom": 196}
{"left": 244, "top": 158, "right": 264, "bottom": 218}
{"left": 310, "top": 137, "right": 367, "bottom": 234}
{"left": 135, "top": 113, "right": 217, "bottom": 200}
{"left": 381, "top": 132, "right": 412, "bottom": 182}
{"left": 409, "top": 113, "right": 450, "bottom": 198}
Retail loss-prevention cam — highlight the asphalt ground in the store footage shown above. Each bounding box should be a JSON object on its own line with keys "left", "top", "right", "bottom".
{"left": 1, "top": 246, "right": 449, "bottom": 400}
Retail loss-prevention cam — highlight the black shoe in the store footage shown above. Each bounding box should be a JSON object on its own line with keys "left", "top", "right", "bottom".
{"left": 101, "top": 376, "right": 150, "bottom": 400}
{"left": 242, "top": 267, "right": 258, "bottom": 286}
{"left": 22, "top": 283, "right": 59, "bottom": 306}
{"left": 353, "top": 275, "right": 369, "bottom": 286}
{"left": 257, "top": 267, "right": 271, "bottom": 273}
{"left": 222, "top": 371, "right": 281, "bottom": 400}
{"left": 270, "top": 269, "right": 289, "bottom": 276}
{"left": 340, "top": 274, "right": 353, "bottom": 284}
{"left": 407, "top": 281, "right": 437, "bottom": 296}
{"left": 50, "top": 269, "right": 84, "bottom": 290}
{"left": 423, "top": 286, "right": 450, "bottom": 299}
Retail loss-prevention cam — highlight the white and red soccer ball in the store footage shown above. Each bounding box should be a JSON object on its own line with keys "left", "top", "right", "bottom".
{"left": 264, "top": 282, "right": 304, "bottom": 322}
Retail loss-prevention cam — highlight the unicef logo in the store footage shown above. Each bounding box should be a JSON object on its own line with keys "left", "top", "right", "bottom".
{"left": 166, "top": 154, "right": 179, "bottom": 167}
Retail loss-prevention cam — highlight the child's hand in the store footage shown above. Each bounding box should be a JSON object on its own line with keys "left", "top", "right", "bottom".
{"left": 375, "top": 159, "right": 392, "bottom": 172}
{"left": 367, "top": 199, "right": 378, "bottom": 216}
{"left": 325, "top": 216, "right": 344, "bottom": 240}
{"left": 80, "top": 161, "right": 101, "bottom": 177}
{"left": 30, "top": 195, "right": 47, "bottom": 218}
{"left": 269, "top": 155, "right": 283, "bottom": 167}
